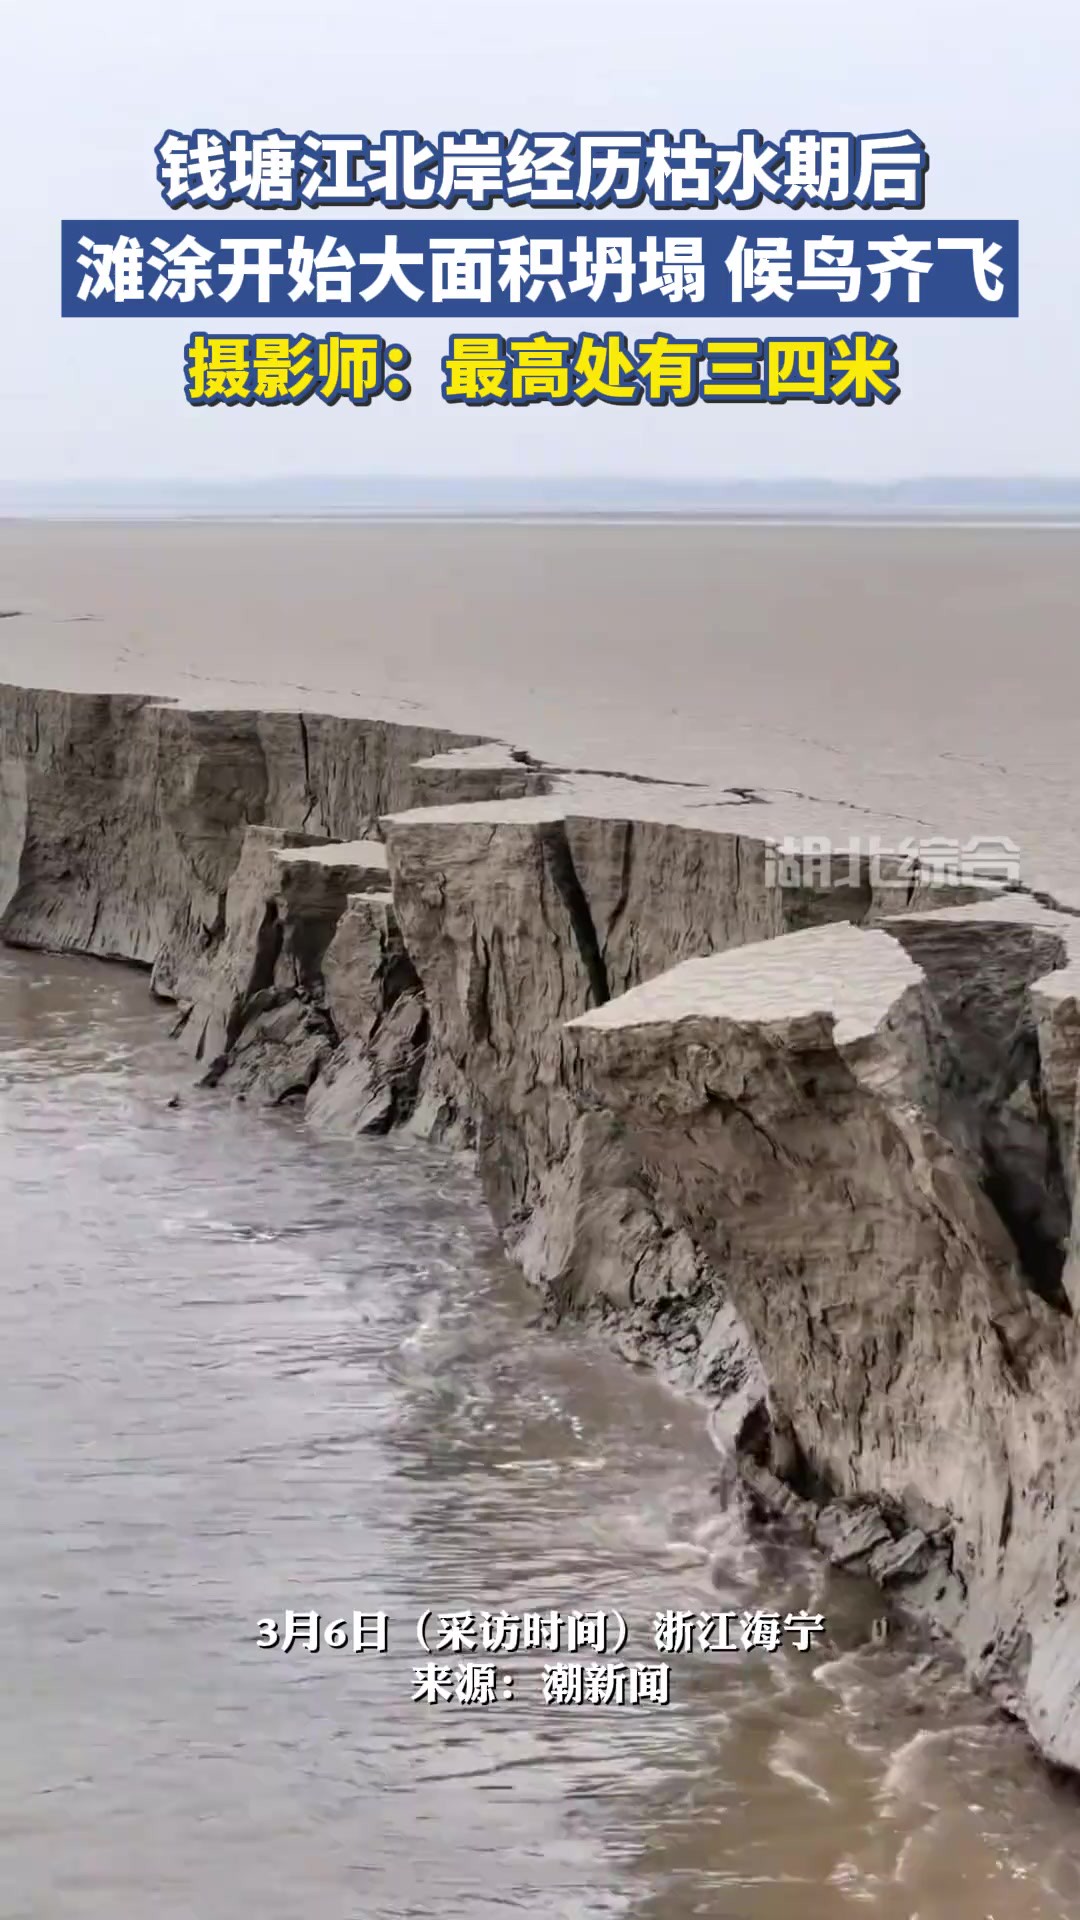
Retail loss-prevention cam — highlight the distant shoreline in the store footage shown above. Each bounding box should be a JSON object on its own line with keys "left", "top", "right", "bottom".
{"left": 2, "top": 508, "right": 1080, "bottom": 529}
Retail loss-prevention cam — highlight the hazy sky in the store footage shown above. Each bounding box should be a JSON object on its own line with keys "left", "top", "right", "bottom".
{"left": 2, "top": 0, "right": 1077, "bottom": 485}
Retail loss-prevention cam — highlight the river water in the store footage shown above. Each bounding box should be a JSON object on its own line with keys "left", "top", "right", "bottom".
{"left": 2, "top": 946, "right": 1079, "bottom": 1920}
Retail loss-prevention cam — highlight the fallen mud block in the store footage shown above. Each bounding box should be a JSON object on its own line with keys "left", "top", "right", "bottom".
{"left": 305, "top": 891, "right": 427, "bottom": 1135}
{"left": 171, "top": 827, "right": 374, "bottom": 1063}
{"left": 187, "top": 837, "right": 415, "bottom": 1107}
{"left": 189, "top": 863, "right": 428, "bottom": 1126}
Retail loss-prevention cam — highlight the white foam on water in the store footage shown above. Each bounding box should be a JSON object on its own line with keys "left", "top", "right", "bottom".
{"left": 767, "top": 1730, "right": 833, "bottom": 1804}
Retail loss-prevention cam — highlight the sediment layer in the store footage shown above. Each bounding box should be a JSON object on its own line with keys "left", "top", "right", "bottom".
{"left": 3, "top": 679, "right": 1079, "bottom": 1771}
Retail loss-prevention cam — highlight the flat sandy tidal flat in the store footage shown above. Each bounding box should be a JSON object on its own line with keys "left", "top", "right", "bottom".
{"left": 0, "top": 516, "right": 1077, "bottom": 903}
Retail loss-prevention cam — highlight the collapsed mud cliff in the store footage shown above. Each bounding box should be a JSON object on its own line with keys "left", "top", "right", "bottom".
{"left": 3, "top": 678, "right": 1080, "bottom": 1772}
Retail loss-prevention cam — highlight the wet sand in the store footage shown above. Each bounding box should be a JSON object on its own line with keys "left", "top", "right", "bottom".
{"left": 0, "top": 516, "right": 1078, "bottom": 904}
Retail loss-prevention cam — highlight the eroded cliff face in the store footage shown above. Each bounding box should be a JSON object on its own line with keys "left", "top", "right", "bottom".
{"left": 3, "top": 680, "right": 1080, "bottom": 1770}
{"left": 565, "top": 925, "right": 1080, "bottom": 1753}
{"left": 0, "top": 684, "right": 479, "bottom": 993}
{"left": 305, "top": 888, "right": 427, "bottom": 1137}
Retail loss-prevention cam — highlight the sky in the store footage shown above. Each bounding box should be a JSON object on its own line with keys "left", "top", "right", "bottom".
{"left": 1, "top": 0, "right": 1077, "bottom": 487}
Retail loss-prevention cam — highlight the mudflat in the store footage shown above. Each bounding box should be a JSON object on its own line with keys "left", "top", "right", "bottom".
{"left": 0, "top": 516, "right": 1077, "bottom": 903}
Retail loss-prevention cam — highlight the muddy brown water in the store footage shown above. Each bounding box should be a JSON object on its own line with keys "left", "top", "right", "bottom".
{"left": 2, "top": 945, "right": 1080, "bottom": 1920}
